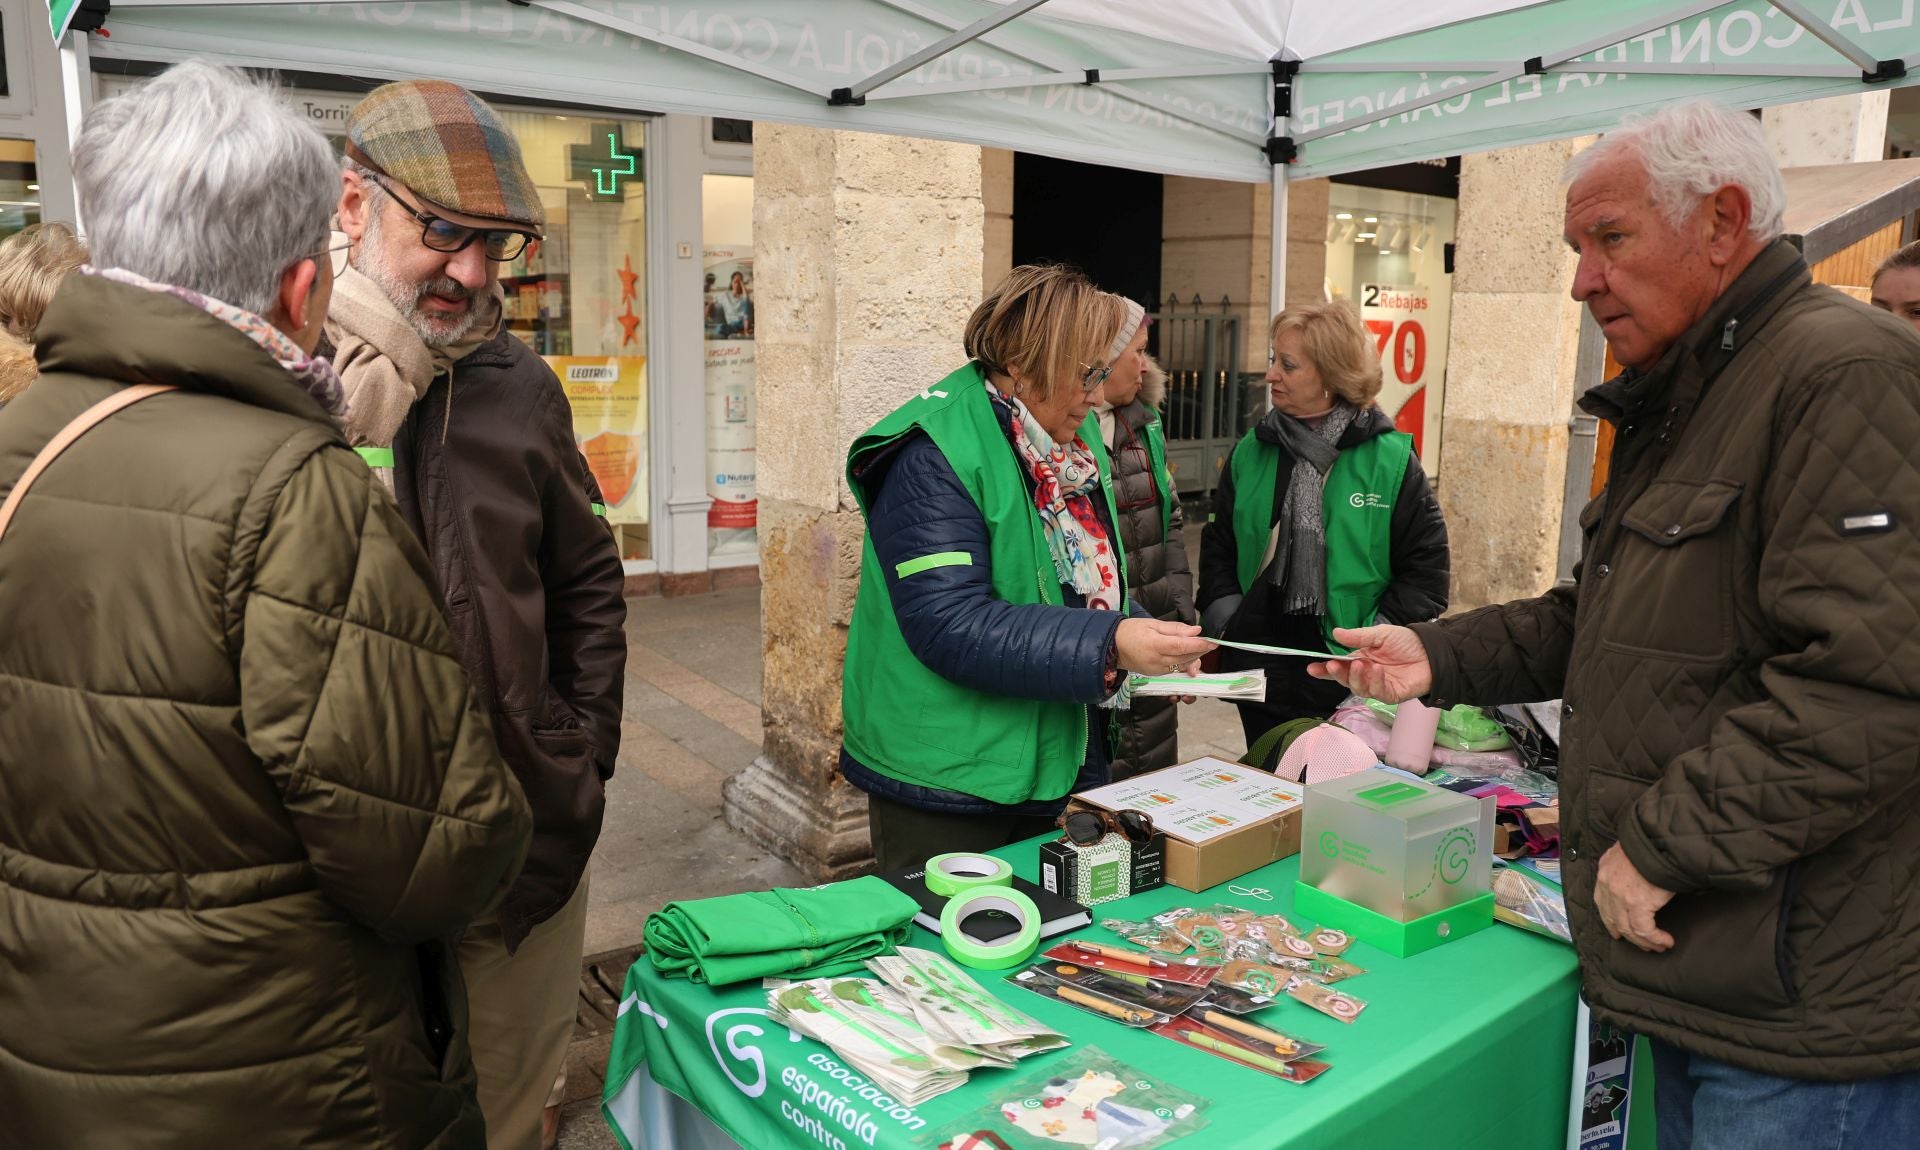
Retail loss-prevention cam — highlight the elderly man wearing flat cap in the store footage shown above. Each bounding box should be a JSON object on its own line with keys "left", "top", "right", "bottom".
{"left": 327, "top": 80, "right": 627, "bottom": 1150}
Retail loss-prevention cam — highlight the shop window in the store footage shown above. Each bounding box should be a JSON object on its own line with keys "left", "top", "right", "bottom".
{"left": 499, "top": 111, "right": 653, "bottom": 562}
{"left": 0, "top": 138, "right": 39, "bottom": 238}
{"left": 1323, "top": 185, "right": 1456, "bottom": 476}
{"left": 702, "top": 173, "right": 756, "bottom": 561}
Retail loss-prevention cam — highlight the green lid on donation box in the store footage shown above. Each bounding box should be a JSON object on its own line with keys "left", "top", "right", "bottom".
{"left": 1294, "top": 772, "right": 1495, "bottom": 957}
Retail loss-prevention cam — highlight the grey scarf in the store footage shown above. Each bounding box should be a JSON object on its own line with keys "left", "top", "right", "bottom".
{"left": 1259, "top": 401, "right": 1358, "bottom": 614}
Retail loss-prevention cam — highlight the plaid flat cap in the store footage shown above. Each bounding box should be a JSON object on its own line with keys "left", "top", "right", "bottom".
{"left": 345, "top": 80, "right": 545, "bottom": 231}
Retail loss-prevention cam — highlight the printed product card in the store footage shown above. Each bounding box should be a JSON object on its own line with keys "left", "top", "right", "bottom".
{"left": 1078, "top": 758, "right": 1304, "bottom": 846}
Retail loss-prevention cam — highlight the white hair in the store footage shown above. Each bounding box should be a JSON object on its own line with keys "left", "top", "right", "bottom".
{"left": 1562, "top": 99, "right": 1785, "bottom": 242}
{"left": 72, "top": 62, "right": 338, "bottom": 318}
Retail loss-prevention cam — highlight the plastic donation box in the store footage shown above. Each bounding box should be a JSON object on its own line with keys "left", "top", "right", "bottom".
{"left": 1294, "top": 772, "right": 1495, "bottom": 957}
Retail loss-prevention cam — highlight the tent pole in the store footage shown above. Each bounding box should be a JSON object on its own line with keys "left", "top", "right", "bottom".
{"left": 1270, "top": 165, "right": 1287, "bottom": 318}
{"left": 57, "top": 30, "right": 91, "bottom": 234}
{"left": 847, "top": 0, "right": 1051, "bottom": 101}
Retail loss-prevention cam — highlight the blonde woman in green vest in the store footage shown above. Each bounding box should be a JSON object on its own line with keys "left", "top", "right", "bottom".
{"left": 1198, "top": 300, "right": 1450, "bottom": 747}
{"left": 840, "top": 265, "right": 1216, "bottom": 870}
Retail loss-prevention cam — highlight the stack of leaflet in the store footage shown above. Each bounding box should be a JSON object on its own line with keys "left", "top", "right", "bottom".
{"left": 1128, "top": 669, "right": 1267, "bottom": 701}
{"left": 768, "top": 946, "right": 1067, "bottom": 1106}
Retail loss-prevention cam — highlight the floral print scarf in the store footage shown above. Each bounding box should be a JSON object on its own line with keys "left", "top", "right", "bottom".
{"left": 989, "top": 379, "right": 1123, "bottom": 614}
{"left": 86, "top": 266, "right": 348, "bottom": 418}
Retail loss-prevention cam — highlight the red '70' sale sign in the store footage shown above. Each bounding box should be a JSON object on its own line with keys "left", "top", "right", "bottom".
{"left": 1360, "top": 283, "right": 1437, "bottom": 458}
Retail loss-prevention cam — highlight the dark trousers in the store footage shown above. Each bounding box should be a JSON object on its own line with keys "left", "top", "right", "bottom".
{"left": 866, "top": 793, "right": 1058, "bottom": 873}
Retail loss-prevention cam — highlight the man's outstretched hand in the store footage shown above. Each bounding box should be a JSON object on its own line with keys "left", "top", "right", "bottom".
{"left": 1306, "top": 624, "right": 1434, "bottom": 703}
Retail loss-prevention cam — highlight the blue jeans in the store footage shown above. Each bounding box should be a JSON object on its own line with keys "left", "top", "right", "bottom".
{"left": 1651, "top": 1039, "right": 1920, "bottom": 1150}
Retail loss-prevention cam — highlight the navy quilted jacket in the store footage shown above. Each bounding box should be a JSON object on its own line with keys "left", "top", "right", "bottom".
{"left": 839, "top": 429, "right": 1130, "bottom": 814}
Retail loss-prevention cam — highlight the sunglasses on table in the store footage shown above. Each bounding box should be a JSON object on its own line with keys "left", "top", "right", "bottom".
{"left": 371, "top": 174, "right": 540, "bottom": 263}
{"left": 1057, "top": 807, "right": 1156, "bottom": 848}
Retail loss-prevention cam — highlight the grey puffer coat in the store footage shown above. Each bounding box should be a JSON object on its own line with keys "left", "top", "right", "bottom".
{"left": 1105, "top": 365, "right": 1196, "bottom": 780}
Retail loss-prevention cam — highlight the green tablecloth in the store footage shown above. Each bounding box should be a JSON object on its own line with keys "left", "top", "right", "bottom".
{"left": 604, "top": 840, "right": 1582, "bottom": 1150}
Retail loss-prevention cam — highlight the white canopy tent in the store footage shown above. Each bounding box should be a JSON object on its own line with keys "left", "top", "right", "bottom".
{"left": 53, "top": 0, "right": 1920, "bottom": 307}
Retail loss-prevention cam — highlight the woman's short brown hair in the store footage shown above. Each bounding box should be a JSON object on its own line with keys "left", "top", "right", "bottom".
{"left": 1269, "top": 300, "right": 1382, "bottom": 406}
{"left": 0, "top": 222, "right": 87, "bottom": 345}
{"left": 965, "top": 264, "right": 1123, "bottom": 404}
{"left": 1876, "top": 239, "right": 1920, "bottom": 283}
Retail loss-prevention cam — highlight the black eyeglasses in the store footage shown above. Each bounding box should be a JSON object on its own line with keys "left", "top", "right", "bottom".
{"left": 1079, "top": 361, "right": 1115, "bottom": 394}
{"left": 372, "top": 175, "right": 538, "bottom": 263}
{"left": 1059, "top": 807, "right": 1156, "bottom": 848}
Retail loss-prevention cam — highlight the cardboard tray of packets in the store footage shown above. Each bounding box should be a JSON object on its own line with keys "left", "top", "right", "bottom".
{"left": 1050, "top": 757, "right": 1305, "bottom": 894}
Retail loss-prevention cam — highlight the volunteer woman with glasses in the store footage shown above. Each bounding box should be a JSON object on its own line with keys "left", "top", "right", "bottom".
{"left": 1198, "top": 300, "right": 1450, "bottom": 745}
{"left": 841, "top": 265, "right": 1216, "bottom": 871}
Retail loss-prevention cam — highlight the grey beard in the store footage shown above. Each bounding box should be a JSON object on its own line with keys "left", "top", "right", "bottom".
{"left": 356, "top": 205, "right": 485, "bottom": 349}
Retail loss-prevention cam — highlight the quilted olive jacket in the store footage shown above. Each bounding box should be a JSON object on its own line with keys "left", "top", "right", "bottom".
{"left": 0, "top": 273, "right": 531, "bottom": 1147}
{"left": 1413, "top": 240, "right": 1920, "bottom": 1080}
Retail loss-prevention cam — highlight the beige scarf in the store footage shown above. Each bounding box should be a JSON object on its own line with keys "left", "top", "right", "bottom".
{"left": 326, "top": 264, "right": 503, "bottom": 488}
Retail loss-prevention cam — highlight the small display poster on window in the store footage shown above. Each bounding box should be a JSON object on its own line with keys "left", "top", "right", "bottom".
{"left": 546, "top": 354, "right": 648, "bottom": 526}
{"left": 703, "top": 247, "right": 757, "bottom": 542}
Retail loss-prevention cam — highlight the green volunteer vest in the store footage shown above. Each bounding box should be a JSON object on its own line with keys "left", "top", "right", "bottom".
{"left": 1226, "top": 426, "right": 1412, "bottom": 654}
{"left": 841, "top": 363, "right": 1126, "bottom": 807}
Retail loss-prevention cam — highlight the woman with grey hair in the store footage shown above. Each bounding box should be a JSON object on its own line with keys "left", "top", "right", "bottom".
{"left": 0, "top": 62, "right": 529, "bottom": 1148}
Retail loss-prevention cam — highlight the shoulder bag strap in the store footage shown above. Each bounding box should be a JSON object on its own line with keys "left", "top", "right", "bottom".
{"left": 0, "top": 383, "right": 178, "bottom": 545}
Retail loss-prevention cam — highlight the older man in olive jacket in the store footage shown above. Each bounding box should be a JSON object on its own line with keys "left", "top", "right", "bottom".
{"left": 1319, "top": 102, "right": 1920, "bottom": 1149}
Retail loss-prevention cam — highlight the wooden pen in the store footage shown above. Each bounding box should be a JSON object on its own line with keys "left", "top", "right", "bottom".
{"left": 1070, "top": 940, "right": 1171, "bottom": 968}
{"left": 1193, "top": 1007, "right": 1302, "bottom": 1055}
{"left": 1055, "top": 985, "right": 1157, "bottom": 1025}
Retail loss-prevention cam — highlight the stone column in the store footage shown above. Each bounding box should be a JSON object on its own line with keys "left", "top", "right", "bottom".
{"left": 1763, "top": 92, "right": 1890, "bottom": 167}
{"left": 1438, "top": 139, "right": 1589, "bottom": 612}
{"left": 982, "top": 148, "right": 1015, "bottom": 295}
{"left": 722, "top": 125, "right": 985, "bottom": 880}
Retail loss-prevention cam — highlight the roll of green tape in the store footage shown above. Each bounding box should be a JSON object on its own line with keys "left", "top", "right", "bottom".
{"left": 939, "top": 886, "right": 1041, "bottom": 970}
{"left": 924, "top": 852, "right": 1014, "bottom": 898}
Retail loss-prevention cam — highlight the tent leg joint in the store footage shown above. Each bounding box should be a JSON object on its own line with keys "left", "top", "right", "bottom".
{"left": 1864, "top": 58, "right": 1908, "bottom": 83}
{"left": 828, "top": 87, "right": 866, "bottom": 107}
{"left": 1524, "top": 55, "right": 1547, "bottom": 75}
{"left": 1265, "top": 136, "right": 1297, "bottom": 164}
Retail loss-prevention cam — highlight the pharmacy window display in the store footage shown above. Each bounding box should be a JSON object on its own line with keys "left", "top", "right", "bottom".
{"left": 1322, "top": 186, "right": 1456, "bottom": 477}
{"left": 504, "top": 111, "right": 654, "bottom": 562}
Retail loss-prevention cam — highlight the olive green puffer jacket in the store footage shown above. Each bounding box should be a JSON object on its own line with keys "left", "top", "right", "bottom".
{"left": 0, "top": 273, "right": 532, "bottom": 1148}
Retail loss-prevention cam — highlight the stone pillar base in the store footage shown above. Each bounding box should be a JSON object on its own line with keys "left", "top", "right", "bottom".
{"left": 723, "top": 757, "right": 872, "bottom": 881}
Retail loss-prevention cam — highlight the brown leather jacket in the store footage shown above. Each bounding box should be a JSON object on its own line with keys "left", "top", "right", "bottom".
{"left": 385, "top": 329, "right": 627, "bottom": 949}
{"left": 1414, "top": 241, "right": 1920, "bottom": 1079}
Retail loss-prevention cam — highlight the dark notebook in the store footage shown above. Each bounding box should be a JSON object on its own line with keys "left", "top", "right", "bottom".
{"left": 879, "top": 865, "right": 1091, "bottom": 943}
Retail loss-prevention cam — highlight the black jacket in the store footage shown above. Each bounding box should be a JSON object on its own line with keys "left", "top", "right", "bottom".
{"left": 839, "top": 428, "right": 1127, "bottom": 814}
{"left": 385, "top": 330, "right": 627, "bottom": 949}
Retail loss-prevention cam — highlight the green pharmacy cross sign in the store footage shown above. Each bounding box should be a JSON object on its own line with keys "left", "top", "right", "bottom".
{"left": 569, "top": 123, "right": 641, "bottom": 200}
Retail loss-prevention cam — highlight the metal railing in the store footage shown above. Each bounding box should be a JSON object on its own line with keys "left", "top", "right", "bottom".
{"left": 1148, "top": 294, "right": 1265, "bottom": 495}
